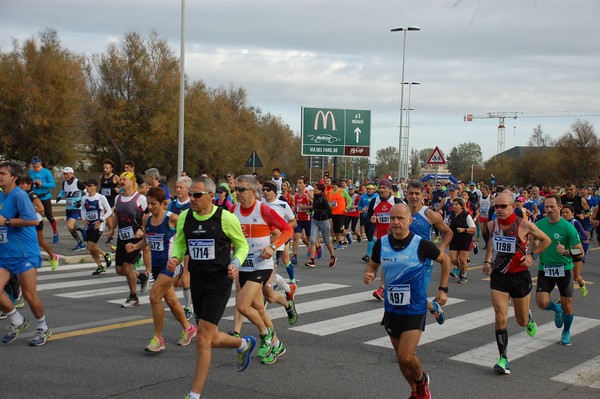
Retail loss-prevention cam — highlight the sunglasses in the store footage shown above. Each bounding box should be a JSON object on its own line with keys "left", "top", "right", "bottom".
{"left": 261, "top": 187, "right": 273, "bottom": 192}
{"left": 190, "top": 191, "right": 210, "bottom": 198}
{"left": 494, "top": 203, "right": 511, "bottom": 209}
{"left": 235, "top": 186, "right": 250, "bottom": 193}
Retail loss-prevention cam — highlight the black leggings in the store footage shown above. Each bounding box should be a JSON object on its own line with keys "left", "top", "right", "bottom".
{"left": 41, "top": 198, "right": 55, "bottom": 223}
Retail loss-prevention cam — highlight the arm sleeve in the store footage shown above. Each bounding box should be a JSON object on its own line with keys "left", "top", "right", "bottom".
{"left": 171, "top": 209, "right": 189, "bottom": 260}
{"left": 221, "top": 210, "right": 249, "bottom": 268}
{"left": 261, "top": 205, "right": 293, "bottom": 247}
{"left": 342, "top": 190, "right": 352, "bottom": 209}
{"left": 100, "top": 196, "right": 113, "bottom": 221}
{"left": 42, "top": 170, "right": 56, "bottom": 189}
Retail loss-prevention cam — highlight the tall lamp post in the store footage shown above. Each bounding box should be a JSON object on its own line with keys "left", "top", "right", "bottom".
{"left": 391, "top": 26, "right": 420, "bottom": 181}
{"left": 177, "top": 0, "right": 186, "bottom": 177}
{"left": 402, "top": 81, "right": 419, "bottom": 180}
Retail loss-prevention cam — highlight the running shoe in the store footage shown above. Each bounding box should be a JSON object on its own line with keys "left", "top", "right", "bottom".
{"left": 316, "top": 244, "right": 323, "bottom": 259}
{"left": 178, "top": 324, "right": 198, "bottom": 346}
{"left": 449, "top": 268, "right": 459, "bottom": 278}
{"left": 286, "top": 300, "right": 298, "bottom": 326}
{"left": 356, "top": 233, "right": 362, "bottom": 243}
{"left": 53, "top": 233, "right": 60, "bottom": 243}
{"left": 13, "top": 293, "right": 25, "bottom": 309}
{"left": 304, "top": 260, "right": 316, "bottom": 268}
{"left": 457, "top": 276, "right": 468, "bottom": 284}
{"left": 560, "top": 330, "right": 572, "bottom": 346}
{"left": 2, "top": 319, "right": 30, "bottom": 344}
{"left": 346, "top": 233, "right": 353, "bottom": 245}
{"left": 335, "top": 243, "right": 345, "bottom": 250}
{"left": 145, "top": 335, "right": 165, "bottom": 352}
{"left": 261, "top": 341, "right": 286, "bottom": 365}
{"left": 433, "top": 235, "right": 441, "bottom": 244}
{"left": 105, "top": 236, "right": 113, "bottom": 244}
{"left": 30, "top": 328, "right": 52, "bottom": 346}
{"left": 329, "top": 256, "right": 337, "bottom": 268}
{"left": 473, "top": 242, "right": 479, "bottom": 255}
{"left": 415, "top": 372, "right": 430, "bottom": 399}
{"left": 134, "top": 256, "right": 144, "bottom": 270}
{"left": 50, "top": 254, "right": 60, "bottom": 270}
{"left": 286, "top": 283, "right": 296, "bottom": 302}
{"left": 236, "top": 335, "right": 256, "bottom": 372}
{"left": 121, "top": 296, "right": 140, "bottom": 308}
{"left": 184, "top": 307, "right": 194, "bottom": 321}
{"left": 228, "top": 331, "right": 241, "bottom": 339}
{"left": 372, "top": 287, "right": 384, "bottom": 301}
{"left": 493, "top": 356, "right": 511, "bottom": 375}
{"left": 257, "top": 327, "right": 274, "bottom": 358}
{"left": 430, "top": 299, "right": 445, "bottom": 325}
{"left": 0, "top": 312, "right": 6, "bottom": 320}
{"left": 92, "top": 266, "right": 106, "bottom": 275}
{"left": 139, "top": 272, "right": 149, "bottom": 293}
{"left": 580, "top": 281, "right": 588, "bottom": 297}
{"left": 361, "top": 255, "right": 370, "bottom": 263}
{"left": 104, "top": 252, "right": 112, "bottom": 268}
{"left": 74, "top": 242, "right": 86, "bottom": 251}
{"left": 525, "top": 311, "right": 537, "bottom": 337}
{"left": 554, "top": 302, "right": 564, "bottom": 329}
{"left": 291, "top": 254, "right": 297, "bottom": 265}
{"left": 306, "top": 249, "right": 311, "bottom": 257}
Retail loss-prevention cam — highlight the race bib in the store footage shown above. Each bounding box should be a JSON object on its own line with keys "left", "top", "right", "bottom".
{"left": 118, "top": 226, "right": 135, "bottom": 241}
{"left": 86, "top": 210, "right": 99, "bottom": 221}
{"left": 188, "top": 239, "right": 215, "bottom": 260}
{"left": 101, "top": 188, "right": 111, "bottom": 196}
{"left": 66, "top": 199, "right": 74, "bottom": 207}
{"left": 0, "top": 227, "right": 7, "bottom": 244}
{"left": 377, "top": 212, "right": 390, "bottom": 224}
{"left": 493, "top": 235, "right": 516, "bottom": 253}
{"left": 329, "top": 201, "right": 338, "bottom": 208}
{"left": 387, "top": 284, "right": 410, "bottom": 306}
{"left": 242, "top": 253, "right": 255, "bottom": 268}
{"left": 544, "top": 265, "right": 565, "bottom": 277}
{"left": 147, "top": 234, "right": 164, "bottom": 252}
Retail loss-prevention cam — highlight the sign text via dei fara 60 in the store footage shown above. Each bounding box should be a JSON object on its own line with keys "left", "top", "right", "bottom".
{"left": 301, "top": 107, "right": 371, "bottom": 157}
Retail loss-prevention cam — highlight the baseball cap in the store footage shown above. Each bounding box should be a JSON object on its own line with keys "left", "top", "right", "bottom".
{"left": 448, "top": 185, "right": 458, "bottom": 191}
{"left": 31, "top": 156, "right": 42, "bottom": 164}
{"left": 379, "top": 179, "right": 392, "bottom": 189}
{"left": 516, "top": 196, "right": 525, "bottom": 202}
{"left": 62, "top": 167, "right": 74, "bottom": 174}
{"left": 469, "top": 181, "right": 476, "bottom": 186}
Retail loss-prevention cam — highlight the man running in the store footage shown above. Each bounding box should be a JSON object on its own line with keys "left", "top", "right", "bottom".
{"left": 167, "top": 177, "right": 255, "bottom": 399}
{"left": 363, "top": 203, "right": 450, "bottom": 399}
{"left": 100, "top": 159, "right": 120, "bottom": 244}
{"left": 81, "top": 179, "right": 113, "bottom": 275}
{"left": 482, "top": 193, "right": 551, "bottom": 375}
{"left": 56, "top": 166, "right": 87, "bottom": 251}
{"left": 28, "top": 156, "right": 59, "bottom": 242}
{"left": 0, "top": 162, "right": 52, "bottom": 346}
{"left": 534, "top": 195, "right": 583, "bottom": 346}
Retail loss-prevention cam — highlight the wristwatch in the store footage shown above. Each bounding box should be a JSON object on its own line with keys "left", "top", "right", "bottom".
{"left": 529, "top": 253, "right": 538, "bottom": 260}
{"left": 270, "top": 244, "right": 277, "bottom": 251}
{"left": 4, "top": 219, "right": 10, "bottom": 226}
{"left": 438, "top": 286, "right": 448, "bottom": 293}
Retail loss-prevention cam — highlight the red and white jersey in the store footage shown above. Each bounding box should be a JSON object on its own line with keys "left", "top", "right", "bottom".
{"left": 294, "top": 190, "right": 312, "bottom": 221}
{"left": 233, "top": 202, "right": 274, "bottom": 272}
{"left": 373, "top": 196, "right": 397, "bottom": 238}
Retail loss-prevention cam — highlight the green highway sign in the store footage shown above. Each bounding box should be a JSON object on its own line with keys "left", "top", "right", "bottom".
{"left": 301, "top": 107, "right": 371, "bottom": 157}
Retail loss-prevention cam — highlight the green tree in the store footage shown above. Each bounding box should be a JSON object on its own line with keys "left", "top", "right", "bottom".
{"left": 375, "top": 146, "right": 399, "bottom": 178}
{"left": 554, "top": 120, "right": 600, "bottom": 185}
{"left": 0, "top": 29, "right": 89, "bottom": 167}
{"left": 447, "top": 142, "right": 482, "bottom": 179}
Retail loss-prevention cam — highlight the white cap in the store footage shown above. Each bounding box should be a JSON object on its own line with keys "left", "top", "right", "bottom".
{"left": 62, "top": 167, "right": 74, "bottom": 173}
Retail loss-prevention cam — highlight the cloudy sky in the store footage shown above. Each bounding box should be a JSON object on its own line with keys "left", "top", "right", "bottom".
{"left": 2, "top": 0, "right": 599, "bottom": 164}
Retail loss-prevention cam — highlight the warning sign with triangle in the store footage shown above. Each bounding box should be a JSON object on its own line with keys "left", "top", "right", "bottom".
{"left": 426, "top": 146, "right": 446, "bottom": 165}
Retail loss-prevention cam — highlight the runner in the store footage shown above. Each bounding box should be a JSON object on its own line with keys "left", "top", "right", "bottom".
{"left": 560, "top": 205, "right": 588, "bottom": 296}
{"left": 28, "top": 156, "right": 59, "bottom": 242}
{"left": 56, "top": 166, "right": 87, "bottom": 251}
{"left": 167, "top": 177, "right": 255, "bottom": 399}
{"left": 80, "top": 179, "right": 113, "bottom": 275}
{"left": 100, "top": 159, "right": 120, "bottom": 244}
{"left": 305, "top": 183, "right": 336, "bottom": 268}
{"left": 232, "top": 174, "right": 294, "bottom": 365}
{"left": 534, "top": 195, "right": 584, "bottom": 346}
{"left": 19, "top": 177, "right": 60, "bottom": 270}
{"left": 0, "top": 161, "right": 52, "bottom": 346}
{"left": 363, "top": 203, "right": 450, "bottom": 399}
{"left": 482, "top": 193, "right": 551, "bottom": 375}
{"left": 292, "top": 176, "right": 313, "bottom": 267}
{"left": 106, "top": 171, "right": 149, "bottom": 307}
{"left": 358, "top": 182, "right": 378, "bottom": 263}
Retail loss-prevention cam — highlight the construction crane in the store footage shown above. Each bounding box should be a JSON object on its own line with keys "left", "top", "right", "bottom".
{"left": 464, "top": 111, "right": 600, "bottom": 154}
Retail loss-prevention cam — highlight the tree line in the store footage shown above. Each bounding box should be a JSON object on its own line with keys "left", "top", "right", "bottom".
{"left": 0, "top": 29, "right": 307, "bottom": 179}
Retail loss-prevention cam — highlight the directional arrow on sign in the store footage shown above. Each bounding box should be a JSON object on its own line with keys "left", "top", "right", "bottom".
{"left": 354, "top": 127, "right": 361, "bottom": 143}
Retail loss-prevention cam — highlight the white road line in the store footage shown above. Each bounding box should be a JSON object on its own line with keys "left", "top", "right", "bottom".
{"left": 38, "top": 276, "right": 124, "bottom": 291}
{"left": 107, "top": 283, "right": 350, "bottom": 306}
{"left": 450, "top": 317, "right": 600, "bottom": 367}
{"left": 39, "top": 263, "right": 98, "bottom": 272}
{"left": 551, "top": 355, "right": 600, "bottom": 390}
{"left": 38, "top": 270, "right": 101, "bottom": 281}
{"left": 294, "top": 297, "right": 465, "bottom": 336}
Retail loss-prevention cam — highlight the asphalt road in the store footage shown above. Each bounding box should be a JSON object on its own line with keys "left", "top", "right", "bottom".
{"left": 2, "top": 224, "right": 600, "bottom": 399}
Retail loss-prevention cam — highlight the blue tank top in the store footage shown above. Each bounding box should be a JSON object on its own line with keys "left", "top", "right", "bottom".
{"left": 380, "top": 234, "right": 428, "bottom": 315}
{"left": 168, "top": 199, "right": 191, "bottom": 215}
{"left": 83, "top": 197, "right": 102, "bottom": 222}
{"left": 409, "top": 206, "right": 434, "bottom": 277}
{"left": 145, "top": 212, "right": 176, "bottom": 268}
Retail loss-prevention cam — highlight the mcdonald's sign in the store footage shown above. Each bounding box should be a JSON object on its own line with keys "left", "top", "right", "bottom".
{"left": 301, "top": 107, "right": 371, "bottom": 157}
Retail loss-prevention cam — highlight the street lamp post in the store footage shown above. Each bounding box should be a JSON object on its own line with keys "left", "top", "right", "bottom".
{"left": 177, "top": 0, "right": 186, "bottom": 177}
{"left": 392, "top": 26, "right": 420, "bottom": 181}
{"left": 402, "top": 81, "right": 419, "bottom": 180}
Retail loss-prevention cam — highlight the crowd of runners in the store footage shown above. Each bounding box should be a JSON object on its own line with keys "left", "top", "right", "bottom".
{"left": 0, "top": 157, "right": 595, "bottom": 399}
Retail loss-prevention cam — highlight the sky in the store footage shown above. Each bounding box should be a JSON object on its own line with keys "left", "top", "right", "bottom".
{"left": 2, "top": 0, "right": 600, "bottom": 166}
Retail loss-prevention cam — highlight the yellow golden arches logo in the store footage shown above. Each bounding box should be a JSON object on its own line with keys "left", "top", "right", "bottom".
{"left": 314, "top": 110, "right": 336, "bottom": 131}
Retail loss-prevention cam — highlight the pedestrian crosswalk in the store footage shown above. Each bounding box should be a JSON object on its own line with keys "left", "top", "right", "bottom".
{"left": 32, "top": 263, "right": 600, "bottom": 391}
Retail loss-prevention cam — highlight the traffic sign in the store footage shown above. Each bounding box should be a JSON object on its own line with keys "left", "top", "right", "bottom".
{"left": 244, "top": 150, "right": 263, "bottom": 171}
{"left": 426, "top": 146, "right": 446, "bottom": 165}
{"left": 301, "top": 107, "right": 371, "bottom": 157}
